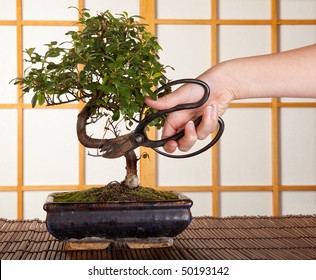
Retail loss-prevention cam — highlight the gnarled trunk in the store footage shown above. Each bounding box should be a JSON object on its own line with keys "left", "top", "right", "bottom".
{"left": 123, "top": 150, "right": 139, "bottom": 189}
{"left": 76, "top": 92, "right": 139, "bottom": 189}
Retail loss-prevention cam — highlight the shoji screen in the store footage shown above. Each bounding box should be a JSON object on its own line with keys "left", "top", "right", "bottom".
{"left": 140, "top": 0, "right": 316, "bottom": 217}
{"left": 0, "top": 0, "right": 315, "bottom": 220}
{"left": 0, "top": 0, "right": 141, "bottom": 220}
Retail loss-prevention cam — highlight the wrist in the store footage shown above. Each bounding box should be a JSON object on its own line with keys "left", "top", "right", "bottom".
{"left": 200, "top": 61, "right": 240, "bottom": 102}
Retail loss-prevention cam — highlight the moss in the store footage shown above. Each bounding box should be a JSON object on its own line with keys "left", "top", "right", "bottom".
{"left": 53, "top": 183, "right": 178, "bottom": 203}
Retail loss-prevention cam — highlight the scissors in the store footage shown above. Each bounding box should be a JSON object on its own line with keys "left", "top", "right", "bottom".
{"left": 99, "top": 78, "right": 224, "bottom": 159}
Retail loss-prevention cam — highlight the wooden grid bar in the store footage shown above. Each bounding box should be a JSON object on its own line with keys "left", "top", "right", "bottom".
{"left": 3, "top": 18, "right": 316, "bottom": 26}
{"left": 0, "top": 0, "right": 315, "bottom": 219}
{"left": 139, "top": 0, "right": 157, "bottom": 189}
{"left": 271, "top": 0, "right": 280, "bottom": 216}
{"left": 16, "top": 0, "right": 23, "bottom": 220}
{"left": 210, "top": 0, "right": 220, "bottom": 218}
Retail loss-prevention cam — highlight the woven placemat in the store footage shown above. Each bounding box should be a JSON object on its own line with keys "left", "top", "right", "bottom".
{"left": 1, "top": 215, "right": 316, "bottom": 260}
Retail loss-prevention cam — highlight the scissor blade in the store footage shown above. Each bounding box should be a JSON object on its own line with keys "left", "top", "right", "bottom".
{"left": 99, "top": 133, "right": 135, "bottom": 158}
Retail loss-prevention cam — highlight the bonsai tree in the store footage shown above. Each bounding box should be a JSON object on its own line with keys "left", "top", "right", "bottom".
{"left": 13, "top": 10, "right": 171, "bottom": 192}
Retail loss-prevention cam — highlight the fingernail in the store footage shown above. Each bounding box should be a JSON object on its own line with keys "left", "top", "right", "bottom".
{"left": 165, "top": 142, "right": 177, "bottom": 153}
{"left": 205, "top": 106, "right": 212, "bottom": 117}
{"left": 187, "top": 121, "right": 195, "bottom": 131}
{"left": 169, "top": 142, "right": 178, "bottom": 148}
{"left": 211, "top": 104, "right": 218, "bottom": 119}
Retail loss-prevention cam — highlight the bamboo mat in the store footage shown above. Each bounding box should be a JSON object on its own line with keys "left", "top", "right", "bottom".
{"left": 1, "top": 215, "right": 316, "bottom": 260}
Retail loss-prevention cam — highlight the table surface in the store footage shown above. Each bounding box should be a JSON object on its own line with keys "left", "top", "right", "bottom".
{"left": 1, "top": 215, "right": 316, "bottom": 260}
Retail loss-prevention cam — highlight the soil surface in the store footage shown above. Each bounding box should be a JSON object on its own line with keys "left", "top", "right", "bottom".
{"left": 53, "top": 182, "right": 179, "bottom": 203}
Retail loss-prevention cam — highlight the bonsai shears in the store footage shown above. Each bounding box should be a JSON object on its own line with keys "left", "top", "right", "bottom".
{"left": 99, "top": 78, "right": 224, "bottom": 159}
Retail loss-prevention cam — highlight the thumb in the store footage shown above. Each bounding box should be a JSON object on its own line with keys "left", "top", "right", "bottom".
{"left": 145, "top": 82, "right": 196, "bottom": 110}
{"left": 144, "top": 93, "right": 181, "bottom": 110}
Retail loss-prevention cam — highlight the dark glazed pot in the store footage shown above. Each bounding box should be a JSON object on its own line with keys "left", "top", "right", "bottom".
{"left": 43, "top": 192, "right": 193, "bottom": 241}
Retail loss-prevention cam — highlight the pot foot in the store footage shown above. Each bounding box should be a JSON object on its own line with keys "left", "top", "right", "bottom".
{"left": 64, "top": 238, "right": 111, "bottom": 251}
{"left": 63, "top": 237, "right": 173, "bottom": 250}
{"left": 125, "top": 237, "right": 173, "bottom": 249}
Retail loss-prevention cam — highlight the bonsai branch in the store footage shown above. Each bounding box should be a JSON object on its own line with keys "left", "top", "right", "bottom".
{"left": 77, "top": 91, "right": 109, "bottom": 149}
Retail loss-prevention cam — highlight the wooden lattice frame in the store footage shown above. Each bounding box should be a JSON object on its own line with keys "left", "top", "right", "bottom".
{"left": 0, "top": 0, "right": 315, "bottom": 219}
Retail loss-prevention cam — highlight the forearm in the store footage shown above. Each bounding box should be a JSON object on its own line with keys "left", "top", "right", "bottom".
{"left": 204, "top": 44, "right": 316, "bottom": 100}
{"left": 145, "top": 44, "right": 316, "bottom": 153}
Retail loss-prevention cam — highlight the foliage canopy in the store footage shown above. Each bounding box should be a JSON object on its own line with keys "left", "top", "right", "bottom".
{"left": 14, "top": 10, "right": 171, "bottom": 130}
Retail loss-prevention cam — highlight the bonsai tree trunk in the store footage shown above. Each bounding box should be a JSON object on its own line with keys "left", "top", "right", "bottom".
{"left": 76, "top": 92, "right": 139, "bottom": 189}
{"left": 124, "top": 150, "right": 139, "bottom": 188}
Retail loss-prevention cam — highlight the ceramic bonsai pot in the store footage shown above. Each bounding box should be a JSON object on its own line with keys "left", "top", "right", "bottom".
{"left": 43, "top": 192, "right": 193, "bottom": 249}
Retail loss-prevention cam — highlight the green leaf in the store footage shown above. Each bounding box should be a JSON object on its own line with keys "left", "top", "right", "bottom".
{"left": 98, "top": 84, "right": 115, "bottom": 93}
{"left": 84, "top": 82, "right": 99, "bottom": 91}
{"left": 46, "top": 63, "right": 58, "bottom": 70}
{"left": 38, "top": 94, "right": 45, "bottom": 105}
{"left": 31, "top": 94, "right": 37, "bottom": 108}
{"left": 143, "top": 86, "right": 156, "bottom": 99}
{"left": 112, "top": 110, "right": 120, "bottom": 121}
{"left": 47, "top": 50, "right": 61, "bottom": 58}
{"left": 152, "top": 72, "right": 162, "bottom": 79}
{"left": 25, "top": 48, "right": 35, "bottom": 57}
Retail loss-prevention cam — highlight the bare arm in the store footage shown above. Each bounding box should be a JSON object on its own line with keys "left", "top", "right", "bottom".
{"left": 145, "top": 44, "right": 316, "bottom": 152}
{"left": 212, "top": 44, "right": 316, "bottom": 100}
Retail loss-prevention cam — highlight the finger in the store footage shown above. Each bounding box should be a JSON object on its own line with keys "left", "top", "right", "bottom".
{"left": 163, "top": 140, "right": 178, "bottom": 153}
{"left": 196, "top": 105, "right": 218, "bottom": 139}
{"left": 177, "top": 121, "right": 198, "bottom": 152}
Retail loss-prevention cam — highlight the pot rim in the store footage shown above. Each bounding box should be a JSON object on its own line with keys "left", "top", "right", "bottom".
{"left": 43, "top": 191, "right": 193, "bottom": 212}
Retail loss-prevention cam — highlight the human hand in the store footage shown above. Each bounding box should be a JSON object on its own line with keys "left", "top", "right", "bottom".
{"left": 145, "top": 69, "right": 235, "bottom": 153}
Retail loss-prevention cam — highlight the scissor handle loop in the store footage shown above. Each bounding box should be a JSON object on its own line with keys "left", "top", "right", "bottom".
{"left": 153, "top": 116, "right": 224, "bottom": 158}
{"left": 133, "top": 78, "right": 224, "bottom": 158}
{"left": 135, "top": 79, "right": 210, "bottom": 143}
